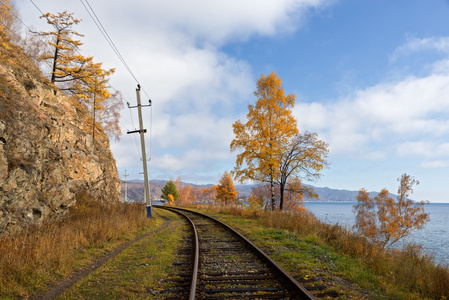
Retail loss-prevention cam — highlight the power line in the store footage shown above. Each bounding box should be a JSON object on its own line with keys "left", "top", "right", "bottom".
{"left": 78, "top": 0, "right": 143, "bottom": 89}
{"left": 25, "top": 0, "right": 138, "bottom": 113}
{"left": 23, "top": 0, "right": 154, "bottom": 153}
{"left": 28, "top": 0, "right": 45, "bottom": 16}
{"left": 77, "top": 0, "right": 153, "bottom": 160}
{"left": 78, "top": 0, "right": 152, "bottom": 100}
{"left": 0, "top": 0, "right": 54, "bottom": 71}
{"left": 26, "top": 0, "right": 152, "bottom": 101}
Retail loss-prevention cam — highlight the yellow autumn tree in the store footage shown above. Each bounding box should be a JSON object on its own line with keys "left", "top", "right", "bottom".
{"left": 0, "top": 0, "right": 21, "bottom": 43}
{"left": 215, "top": 171, "right": 239, "bottom": 206}
{"left": 39, "top": 11, "right": 122, "bottom": 141}
{"left": 231, "top": 72, "right": 298, "bottom": 210}
{"left": 247, "top": 184, "right": 269, "bottom": 210}
{"left": 39, "top": 11, "right": 92, "bottom": 84}
{"left": 70, "top": 60, "right": 118, "bottom": 141}
{"left": 353, "top": 173, "right": 429, "bottom": 249}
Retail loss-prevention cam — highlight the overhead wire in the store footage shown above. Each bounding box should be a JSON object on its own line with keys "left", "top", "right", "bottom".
{"left": 0, "top": 0, "right": 55, "bottom": 72}
{"left": 78, "top": 0, "right": 148, "bottom": 96}
{"left": 26, "top": 0, "right": 141, "bottom": 135}
{"left": 79, "top": 0, "right": 152, "bottom": 100}
{"left": 25, "top": 0, "right": 135, "bottom": 103}
{"left": 22, "top": 0, "right": 152, "bottom": 165}
{"left": 28, "top": 0, "right": 45, "bottom": 16}
{"left": 77, "top": 0, "right": 153, "bottom": 159}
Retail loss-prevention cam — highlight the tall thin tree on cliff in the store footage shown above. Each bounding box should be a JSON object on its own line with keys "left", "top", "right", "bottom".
{"left": 69, "top": 60, "right": 120, "bottom": 141}
{"left": 39, "top": 11, "right": 122, "bottom": 141}
{"left": 39, "top": 11, "right": 91, "bottom": 84}
{"left": 231, "top": 72, "right": 298, "bottom": 210}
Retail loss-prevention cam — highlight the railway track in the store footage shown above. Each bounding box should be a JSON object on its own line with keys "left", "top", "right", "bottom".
{"left": 156, "top": 206, "right": 315, "bottom": 300}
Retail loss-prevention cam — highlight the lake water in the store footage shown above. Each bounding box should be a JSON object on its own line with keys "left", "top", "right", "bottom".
{"left": 303, "top": 202, "right": 449, "bottom": 265}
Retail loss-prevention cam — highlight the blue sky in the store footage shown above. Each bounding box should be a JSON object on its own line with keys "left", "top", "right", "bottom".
{"left": 16, "top": 0, "right": 449, "bottom": 202}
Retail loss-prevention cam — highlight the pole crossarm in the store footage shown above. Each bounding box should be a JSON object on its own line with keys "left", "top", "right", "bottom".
{"left": 127, "top": 129, "right": 147, "bottom": 134}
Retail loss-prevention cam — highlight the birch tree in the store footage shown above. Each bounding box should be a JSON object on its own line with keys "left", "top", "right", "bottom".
{"left": 231, "top": 72, "right": 298, "bottom": 210}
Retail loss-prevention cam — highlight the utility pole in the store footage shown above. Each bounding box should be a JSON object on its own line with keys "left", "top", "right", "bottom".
{"left": 127, "top": 85, "right": 152, "bottom": 218}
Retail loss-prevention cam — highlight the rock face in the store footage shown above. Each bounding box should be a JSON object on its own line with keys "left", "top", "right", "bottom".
{"left": 0, "top": 34, "right": 121, "bottom": 236}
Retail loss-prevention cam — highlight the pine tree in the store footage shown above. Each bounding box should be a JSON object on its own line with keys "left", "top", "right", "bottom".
{"left": 160, "top": 180, "right": 179, "bottom": 204}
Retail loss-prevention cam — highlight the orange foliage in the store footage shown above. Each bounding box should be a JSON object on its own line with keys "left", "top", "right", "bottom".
{"left": 353, "top": 173, "right": 429, "bottom": 249}
{"left": 178, "top": 184, "right": 196, "bottom": 205}
{"left": 0, "top": 0, "right": 21, "bottom": 43}
{"left": 194, "top": 185, "right": 217, "bottom": 204}
{"left": 283, "top": 179, "right": 317, "bottom": 211}
{"left": 215, "top": 171, "right": 239, "bottom": 206}
{"left": 39, "top": 11, "right": 122, "bottom": 141}
{"left": 167, "top": 194, "right": 174, "bottom": 205}
{"left": 173, "top": 177, "right": 218, "bottom": 205}
{"left": 231, "top": 72, "right": 298, "bottom": 210}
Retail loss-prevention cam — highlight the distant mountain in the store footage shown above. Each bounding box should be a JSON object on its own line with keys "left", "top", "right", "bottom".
{"left": 121, "top": 180, "right": 394, "bottom": 203}
{"left": 308, "top": 186, "right": 358, "bottom": 202}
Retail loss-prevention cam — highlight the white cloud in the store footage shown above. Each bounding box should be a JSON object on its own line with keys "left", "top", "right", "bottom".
{"left": 121, "top": 0, "right": 328, "bottom": 45}
{"left": 421, "top": 160, "right": 449, "bottom": 169}
{"left": 295, "top": 72, "right": 449, "bottom": 160}
{"left": 397, "top": 142, "right": 449, "bottom": 158}
{"left": 391, "top": 36, "right": 449, "bottom": 61}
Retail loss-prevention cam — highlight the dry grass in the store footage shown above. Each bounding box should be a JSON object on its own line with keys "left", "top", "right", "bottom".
{"left": 190, "top": 204, "right": 449, "bottom": 299}
{"left": 0, "top": 190, "right": 151, "bottom": 299}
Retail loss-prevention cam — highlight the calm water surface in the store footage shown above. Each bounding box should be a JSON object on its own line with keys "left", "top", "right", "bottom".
{"left": 303, "top": 202, "right": 449, "bottom": 265}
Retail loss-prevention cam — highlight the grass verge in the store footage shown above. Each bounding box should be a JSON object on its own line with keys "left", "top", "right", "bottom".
{"left": 0, "top": 191, "right": 162, "bottom": 299}
{"left": 186, "top": 204, "right": 449, "bottom": 299}
{"left": 60, "top": 208, "right": 186, "bottom": 299}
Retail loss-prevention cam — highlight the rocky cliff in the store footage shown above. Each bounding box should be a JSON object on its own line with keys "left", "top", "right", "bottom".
{"left": 0, "top": 33, "right": 121, "bottom": 236}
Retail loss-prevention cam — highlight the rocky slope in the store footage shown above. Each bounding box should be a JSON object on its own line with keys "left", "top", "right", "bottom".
{"left": 0, "top": 33, "right": 120, "bottom": 235}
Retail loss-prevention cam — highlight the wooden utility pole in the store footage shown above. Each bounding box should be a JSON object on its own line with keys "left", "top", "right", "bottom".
{"left": 127, "top": 85, "right": 152, "bottom": 218}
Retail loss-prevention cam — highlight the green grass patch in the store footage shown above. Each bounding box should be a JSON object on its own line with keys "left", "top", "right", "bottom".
{"left": 0, "top": 193, "right": 166, "bottom": 299}
{"left": 60, "top": 209, "right": 185, "bottom": 299}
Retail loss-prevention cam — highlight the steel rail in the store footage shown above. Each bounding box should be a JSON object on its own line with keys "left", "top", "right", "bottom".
{"left": 156, "top": 206, "right": 316, "bottom": 300}
{"left": 159, "top": 206, "right": 199, "bottom": 299}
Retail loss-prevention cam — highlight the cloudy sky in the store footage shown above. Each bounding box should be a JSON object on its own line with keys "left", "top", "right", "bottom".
{"left": 16, "top": 0, "right": 449, "bottom": 202}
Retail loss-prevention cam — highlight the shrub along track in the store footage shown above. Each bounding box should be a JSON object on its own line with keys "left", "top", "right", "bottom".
{"left": 158, "top": 206, "right": 315, "bottom": 300}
